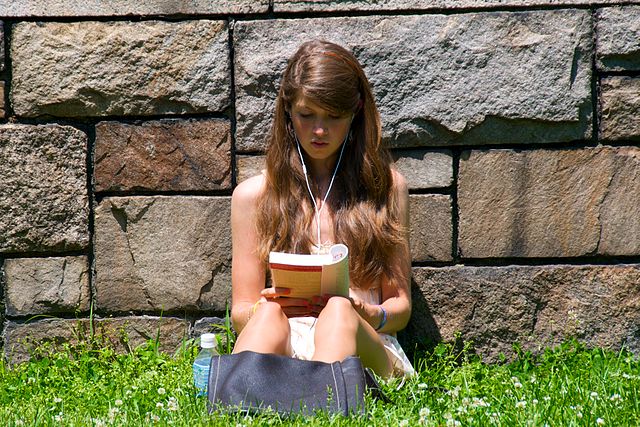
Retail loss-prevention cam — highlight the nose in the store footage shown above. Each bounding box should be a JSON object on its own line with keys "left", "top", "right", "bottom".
{"left": 312, "top": 120, "right": 328, "bottom": 137}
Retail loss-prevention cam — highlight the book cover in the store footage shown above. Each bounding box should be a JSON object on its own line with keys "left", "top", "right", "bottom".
{"left": 268, "top": 244, "right": 349, "bottom": 300}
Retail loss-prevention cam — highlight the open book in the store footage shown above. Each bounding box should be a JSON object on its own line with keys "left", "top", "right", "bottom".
{"left": 268, "top": 244, "right": 349, "bottom": 300}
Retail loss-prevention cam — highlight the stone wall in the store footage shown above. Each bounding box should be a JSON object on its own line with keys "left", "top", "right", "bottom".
{"left": 1, "top": 1, "right": 639, "bottom": 363}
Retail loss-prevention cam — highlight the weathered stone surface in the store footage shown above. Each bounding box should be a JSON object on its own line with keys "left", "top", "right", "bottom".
{"left": 458, "top": 147, "right": 640, "bottom": 258}
{"left": 410, "top": 195, "right": 452, "bottom": 262}
{"left": 94, "top": 196, "right": 231, "bottom": 312}
{"left": 235, "top": 150, "right": 453, "bottom": 188}
{"left": 11, "top": 21, "right": 230, "bottom": 117}
{"left": 95, "top": 119, "right": 232, "bottom": 193}
{"left": 236, "top": 155, "right": 266, "bottom": 183}
{"left": 193, "top": 317, "right": 226, "bottom": 338}
{"left": 407, "top": 264, "right": 640, "bottom": 362}
{"left": 4, "top": 256, "right": 89, "bottom": 316}
{"left": 3, "top": 316, "right": 189, "bottom": 364}
{"left": 600, "top": 77, "right": 640, "bottom": 141}
{"left": 0, "top": 23, "right": 3, "bottom": 72}
{"left": 276, "top": 0, "right": 620, "bottom": 12}
{"left": 0, "top": 0, "right": 268, "bottom": 16}
{"left": 0, "top": 124, "right": 89, "bottom": 253}
{"left": 234, "top": 10, "right": 592, "bottom": 151}
{"left": 596, "top": 6, "right": 640, "bottom": 71}
{"left": 0, "top": 81, "right": 5, "bottom": 117}
{"left": 393, "top": 150, "right": 452, "bottom": 189}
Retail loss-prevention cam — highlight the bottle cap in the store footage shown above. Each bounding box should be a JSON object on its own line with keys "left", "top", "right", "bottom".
{"left": 200, "top": 333, "right": 217, "bottom": 349}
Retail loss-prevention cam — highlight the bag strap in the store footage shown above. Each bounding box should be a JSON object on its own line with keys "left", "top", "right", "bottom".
{"left": 364, "top": 367, "right": 392, "bottom": 404}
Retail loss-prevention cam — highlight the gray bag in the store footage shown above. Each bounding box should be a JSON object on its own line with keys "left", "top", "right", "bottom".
{"left": 207, "top": 350, "right": 383, "bottom": 416}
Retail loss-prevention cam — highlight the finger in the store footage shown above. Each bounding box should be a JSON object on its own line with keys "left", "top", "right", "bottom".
{"left": 261, "top": 287, "right": 291, "bottom": 298}
{"left": 275, "top": 298, "right": 310, "bottom": 307}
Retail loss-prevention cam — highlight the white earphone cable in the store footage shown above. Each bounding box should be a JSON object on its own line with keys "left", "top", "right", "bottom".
{"left": 294, "top": 121, "right": 350, "bottom": 249}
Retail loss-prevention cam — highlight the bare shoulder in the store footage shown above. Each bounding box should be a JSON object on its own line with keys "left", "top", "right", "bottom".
{"left": 232, "top": 174, "right": 266, "bottom": 209}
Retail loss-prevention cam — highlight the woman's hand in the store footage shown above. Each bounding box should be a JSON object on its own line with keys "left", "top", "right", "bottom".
{"left": 349, "top": 297, "right": 383, "bottom": 330}
{"left": 259, "top": 287, "right": 312, "bottom": 317}
{"left": 310, "top": 295, "right": 382, "bottom": 330}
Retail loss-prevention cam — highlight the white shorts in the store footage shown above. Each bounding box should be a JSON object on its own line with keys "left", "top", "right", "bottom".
{"left": 288, "top": 316, "right": 415, "bottom": 377}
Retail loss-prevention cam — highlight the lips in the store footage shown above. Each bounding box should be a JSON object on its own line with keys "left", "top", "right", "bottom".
{"left": 311, "top": 140, "right": 329, "bottom": 148}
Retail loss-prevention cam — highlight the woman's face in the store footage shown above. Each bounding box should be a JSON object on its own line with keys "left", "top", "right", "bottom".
{"left": 289, "top": 95, "right": 353, "bottom": 164}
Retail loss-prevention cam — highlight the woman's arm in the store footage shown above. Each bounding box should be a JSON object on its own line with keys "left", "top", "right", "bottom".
{"left": 231, "top": 175, "right": 313, "bottom": 332}
{"left": 230, "top": 175, "right": 267, "bottom": 334}
{"left": 352, "top": 169, "right": 412, "bottom": 333}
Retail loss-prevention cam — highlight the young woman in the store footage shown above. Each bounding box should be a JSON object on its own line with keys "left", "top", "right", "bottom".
{"left": 230, "top": 40, "right": 414, "bottom": 378}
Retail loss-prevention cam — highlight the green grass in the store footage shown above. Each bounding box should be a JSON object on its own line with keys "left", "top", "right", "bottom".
{"left": 1, "top": 333, "right": 639, "bottom": 426}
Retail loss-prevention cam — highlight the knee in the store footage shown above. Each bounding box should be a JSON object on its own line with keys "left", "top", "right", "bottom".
{"left": 319, "top": 297, "right": 358, "bottom": 324}
{"left": 254, "top": 301, "right": 287, "bottom": 323}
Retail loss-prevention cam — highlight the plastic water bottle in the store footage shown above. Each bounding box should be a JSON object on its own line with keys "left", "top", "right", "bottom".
{"left": 193, "top": 333, "right": 218, "bottom": 396}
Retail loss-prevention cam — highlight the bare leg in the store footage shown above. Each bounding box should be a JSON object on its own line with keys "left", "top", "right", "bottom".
{"left": 312, "top": 297, "right": 392, "bottom": 378}
{"left": 232, "top": 302, "right": 292, "bottom": 355}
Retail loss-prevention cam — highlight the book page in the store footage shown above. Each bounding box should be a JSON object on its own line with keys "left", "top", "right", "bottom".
{"left": 268, "top": 244, "right": 349, "bottom": 300}
{"left": 269, "top": 267, "right": 324, "bottom": 300}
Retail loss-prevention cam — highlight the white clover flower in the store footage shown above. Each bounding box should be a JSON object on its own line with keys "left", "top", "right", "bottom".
{"left": 511, "top": 376, "right": 519, "bottom": 383}
{"left": 115, "top": 399, "right": 123, "bottom": 406}
{"left": 455, "top": 405, "right": 467, "bottom": 415}
{"left": 156, "top": 402, "right": 164, "bottom": 409}
{"left": 419, "top": 407, "right": 431, "bottom": 418}
{"left": 147, "top": 413, "right": 160, "bottom": 422}
{"left": 15, "top": 421, "right": 25, "bottom": 427}
{"left": 610, "top": 393, "right": 622, "bottom": 402}
{"left": 530, "top": 375, "right": 537, "bottom": 384}
{"left": 448, "top": 386, "right": 461, "bottom": 399}
{"left": 532, "top": 399, "right": 539, "bottom": 405}
{"left": 167, "top": 397, "right": 179, "bottom": 412}
{"left": 91, "top": 418, "right": 106, "bottom": 427}
{"left": 54, "top": 414, "right": 62, "bottom": 422}
{"left": 157, "top": 387, "right": 166, "bottom": 395}
{"left": 446, "top": 419, "right": 461, "bottom": 427}
{"left": 597, "top": 418, "right": 604, "bottom": 425}
{"left": 472, "top": 397, "right": 490, "bottom": 408}
{"left": 107, "top": 407, "right": 119, "bottom": 423}
{"left": 590, "top": 392, "right": 599, "bottom": 399}
{"left": 125, "top": 390, "right": 133, "bottom": 396}
{"left": 53, "top": 397, "right": 63, "bottom": 404}
{"left": 399, "top": 420, "right": 409, "bottom": 427}
{"left": 577, "top": 412, "right": 583, "bottom": 419}
{"left": 131, "top": 385, "right": 138, "bottom": 390}
{"left": 543, "top": 396, "right": 551, "bottom": 402}
{"left": 514, "top": 382, "right": 523, "bottom": 389}
{"left": 417, "top": 383, "right": 429, "bottom": 389}
{"left": 515, "top": 400, "right": 527, "bottom": 409}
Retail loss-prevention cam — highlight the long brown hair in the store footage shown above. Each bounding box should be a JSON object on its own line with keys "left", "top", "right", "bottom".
{"left": 256, "top": 40, "right": 406, "bottom": 289}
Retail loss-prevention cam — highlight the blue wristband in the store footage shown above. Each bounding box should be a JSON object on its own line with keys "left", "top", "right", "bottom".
{"left": 376, "top": 306, "right": 388, "bottom": 331}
